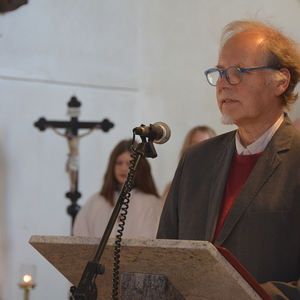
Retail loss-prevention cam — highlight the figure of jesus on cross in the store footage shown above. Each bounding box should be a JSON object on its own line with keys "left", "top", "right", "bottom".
{"left": 34, "top": 96, "right": 114, "bottom": 228}
{"left": 51, "top": 123, "right": 100, "bottom": 195}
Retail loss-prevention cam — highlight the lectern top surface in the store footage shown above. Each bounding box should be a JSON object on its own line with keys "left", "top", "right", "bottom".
{"left": 29, "top": 235, "right": 265, "bottom": 300}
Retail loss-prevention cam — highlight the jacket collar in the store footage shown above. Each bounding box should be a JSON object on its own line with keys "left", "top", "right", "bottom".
{"left": 211, "top": 114, "right": 296, "bottom": 246}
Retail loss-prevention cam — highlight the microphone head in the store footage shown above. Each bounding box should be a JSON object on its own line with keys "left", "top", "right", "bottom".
{"left": 153, "top": 122, "right": 171, "bottom": 144}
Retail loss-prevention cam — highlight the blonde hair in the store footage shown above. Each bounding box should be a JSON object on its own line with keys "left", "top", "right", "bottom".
{"left": 221, "top": 20, "right": 300, "bottom": 108}
{"left": 180, "top": 125, "right": 216, "bottom": 157}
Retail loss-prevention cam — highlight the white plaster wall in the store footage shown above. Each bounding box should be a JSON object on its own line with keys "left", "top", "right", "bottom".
{"left": 1, "top": 1, "right": 300, "bottom": 299}
{"left": 139, "top": 0, "right": 300, "bottom": 186}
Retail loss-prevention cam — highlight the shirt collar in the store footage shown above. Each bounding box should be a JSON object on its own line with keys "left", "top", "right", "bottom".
{"left": 235, "top": 113, "right": 284, "bottom": 155}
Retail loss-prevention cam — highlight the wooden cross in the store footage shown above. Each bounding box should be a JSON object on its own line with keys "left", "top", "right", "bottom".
{"left": 34, "top": 96, "right": 114, "bottom": 229}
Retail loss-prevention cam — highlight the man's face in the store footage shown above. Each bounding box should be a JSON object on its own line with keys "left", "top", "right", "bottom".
{"left": 216, "top": 31, "right": 281, "bottom": 128}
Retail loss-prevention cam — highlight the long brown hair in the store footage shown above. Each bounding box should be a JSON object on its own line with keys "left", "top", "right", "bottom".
{"left": 100, "top": 139, "right": 159, "bottom": 206}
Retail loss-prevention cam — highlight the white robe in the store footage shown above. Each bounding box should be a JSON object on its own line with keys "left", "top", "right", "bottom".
{"left": 73, "top": 189, "right": 161, "bottom": 239}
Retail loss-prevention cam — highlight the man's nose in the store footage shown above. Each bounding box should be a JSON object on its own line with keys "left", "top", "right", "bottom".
{"left": 217, "top": 73, "right": 231, "bottom": 88}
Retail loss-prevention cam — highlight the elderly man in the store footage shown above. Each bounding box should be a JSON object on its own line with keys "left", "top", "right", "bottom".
{"left": 157, "top": 20, "right": 300, "bottom": 299}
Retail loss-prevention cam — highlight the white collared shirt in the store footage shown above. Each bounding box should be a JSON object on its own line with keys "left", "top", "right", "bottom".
{"left": 235, "top": 114, "right": 284, "bottom": 155}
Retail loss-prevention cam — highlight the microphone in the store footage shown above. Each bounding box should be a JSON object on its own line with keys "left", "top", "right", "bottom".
{"left": 133, "top": 122, "right": 171, "bottom": 144}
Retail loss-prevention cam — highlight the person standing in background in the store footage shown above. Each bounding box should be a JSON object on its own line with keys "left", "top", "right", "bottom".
{"left": 73, "top": 139, "right": 161, "bottom": 239}
{"left": 178, "top": 125, "right": 217, "bottom": 158}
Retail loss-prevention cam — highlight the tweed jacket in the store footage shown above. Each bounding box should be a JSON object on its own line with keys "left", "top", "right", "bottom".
{"left": 157, "top": 115, "right": 300, "bottom": 287}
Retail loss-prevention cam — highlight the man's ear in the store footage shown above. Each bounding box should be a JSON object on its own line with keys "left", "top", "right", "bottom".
{"left": 275, "top": 68, "right": 290, "bottom": 96}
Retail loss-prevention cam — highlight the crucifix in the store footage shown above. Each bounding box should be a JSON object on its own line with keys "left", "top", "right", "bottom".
{"left": 34, "top": 96, "right": 114, "bottom": 230}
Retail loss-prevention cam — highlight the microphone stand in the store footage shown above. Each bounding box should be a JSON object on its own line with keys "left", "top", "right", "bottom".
{"left": 70, "top": 137, "right": 157, "bottom": 300}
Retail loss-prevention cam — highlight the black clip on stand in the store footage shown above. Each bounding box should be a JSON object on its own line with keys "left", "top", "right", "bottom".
{"left": 70, "top": 134, "right": 158, "bottom": 300}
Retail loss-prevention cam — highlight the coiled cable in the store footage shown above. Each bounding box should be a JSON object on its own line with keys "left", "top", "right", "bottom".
{"left": 111, "top": 144, "right": 137, "bottom": 299}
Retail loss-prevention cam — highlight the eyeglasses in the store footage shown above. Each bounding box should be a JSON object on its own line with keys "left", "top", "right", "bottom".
{"left": 204, "top": 66, "right": 279, "bottom": 86}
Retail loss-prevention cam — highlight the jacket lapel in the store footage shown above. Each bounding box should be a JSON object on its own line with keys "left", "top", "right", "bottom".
{"left": 205, "top": 132, "right": 236, "bottom": 241}
{"left": 214, "top": 116, "right": 295, "bottom": 246}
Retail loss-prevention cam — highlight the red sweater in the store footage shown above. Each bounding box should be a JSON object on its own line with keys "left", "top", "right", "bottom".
{"left": 212, "top": 151, "right": 263, "bottom": 243}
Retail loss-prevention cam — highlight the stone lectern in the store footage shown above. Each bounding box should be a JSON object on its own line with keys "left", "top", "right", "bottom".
{"left": 29, "top": 235, "right": 272, "bottom": 300}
